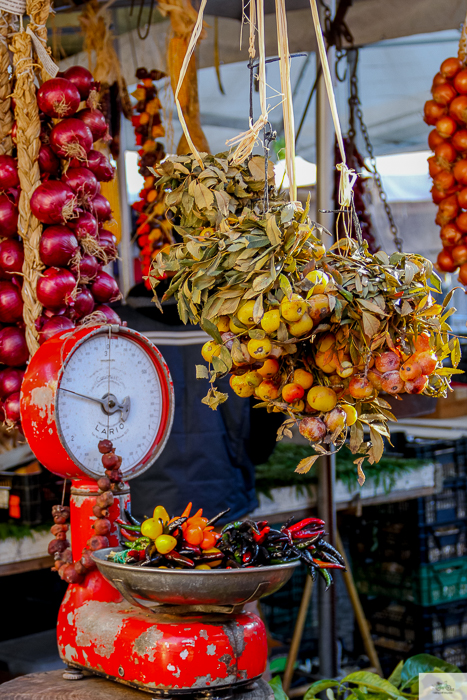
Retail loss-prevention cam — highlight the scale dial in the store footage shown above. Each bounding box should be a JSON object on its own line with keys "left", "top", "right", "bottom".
{"left": 21, "top": 326, "right": 174, "bottom": 480}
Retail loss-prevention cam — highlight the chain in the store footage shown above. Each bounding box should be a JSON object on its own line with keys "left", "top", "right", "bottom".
{"left": 348, "top": 49, "right": 403, "bottom": 252}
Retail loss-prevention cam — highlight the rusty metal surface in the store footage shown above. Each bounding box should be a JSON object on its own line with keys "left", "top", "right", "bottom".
{"left": 92, "top": 548, "right": 300, "bottom": 607}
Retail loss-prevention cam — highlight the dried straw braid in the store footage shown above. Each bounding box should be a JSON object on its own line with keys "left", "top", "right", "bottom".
{"left": 0, "top": 13, "right": 16, "bottom": 156}
{"left": 27, "top": 0, "right": 52, "bottom": 84}
{"left": 12, "top": 31, "right": 43, "bottom": 355}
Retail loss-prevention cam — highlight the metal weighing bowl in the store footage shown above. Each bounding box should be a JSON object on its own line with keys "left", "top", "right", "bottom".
{"left": 92, "top": 548, "right": 300, "bottom": 609}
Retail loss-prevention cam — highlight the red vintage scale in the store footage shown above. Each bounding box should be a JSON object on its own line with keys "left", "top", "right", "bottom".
{"left": 20, "top": 324, "right": 296, "bottom": 696}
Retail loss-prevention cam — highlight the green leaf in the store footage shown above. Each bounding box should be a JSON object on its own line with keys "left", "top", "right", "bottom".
{"left": 196, "top": 365, "right": 209, "bottom": 379}
{"left": 269, "top": 677, "right": 289, "bottom": 700}
{"left": 429, "top": 272, "right": 442, "bottom": 293}
{"left": 400, "top": 654, "right": 461, "bottom": 691}
{"left": 340, "top": 672, "right": 403, "bottom": 699}
{"left": 387, "top": 661, "right": 403, "bottom": 689}
{"left": 279, "top": 274, "right": 293, "bottom": 300}
{"left": 212, "top": 355, "right": 228, "bottom": 375}
{"left": 200, "top": 317, "right": 223, "bottom": 344}
{"left": 303, "top": 680, "right": 340, "bottom": 700}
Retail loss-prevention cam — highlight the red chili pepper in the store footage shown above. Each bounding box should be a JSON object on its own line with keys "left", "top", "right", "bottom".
{"left": 292, "top": 529, "right": 325, "bottom": 540}
{"left": 120, "top": 528, "right": 139, "bottom": 542}
{"left": 287, "top": 518, "right": 325, "bottom": 534}
{"left": 243, "top": 551, "right": 252, "bottom": 563}
{"left": 253, "top": 526, "right": 270, "bottom": 544}
{"left": 312, "top": 558, "right": 345, "bottom": 570}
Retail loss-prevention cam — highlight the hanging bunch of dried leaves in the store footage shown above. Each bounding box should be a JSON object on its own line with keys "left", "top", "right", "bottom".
{"left": 148, "top": 153, "right": 460, "bottom": 477}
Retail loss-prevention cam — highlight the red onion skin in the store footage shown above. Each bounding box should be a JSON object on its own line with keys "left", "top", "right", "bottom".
{"left": 98, "top": 229, "right": 118, "bottom": 259}
{"left": 0, "top": 195, "right": 18, "bottom": 237}
{"left": 63, "top": 66, "right": 93, "bottom": 101}
{"left": 0, "top": 155, "right": 19, "bottom": 190}
{"left": 0, "top": 240, "right": 24, "bottom": 279}
{"left": 71, "top": 150, "right": 115, "bottom": 182}
{"left": 70, "top": 288, "right": 94, "bottom": 319}
{"left": 38, "top": 145, "right": 60, "bottom": 177}
{"left": 50, "top": 119, "right": 93, "bottom": 160}
{"left": 70, "top": 211, "right": 98, "bottom": 240}
{"left": 90, "top": 272, "right": 121, "bottom": 303}
{"left": 91, "top": 194, "right": 112, "bottom": 222}
{"left": 0, "top": 368, "right": 24, "bottom": 399}
{"left": 62, "top": 167, "right": 98, "bottom": 201}
{"left": 39, "top": 316, "right": 75, "bottom": 345}
{"left": 4, "top": 391, "right": 20, "bottom": 423}
{"left": 7, "top": 188, "right": 19, "bottom": 205}
{"left": 0, "top": 327, "right": 29, "bottom": 367}
{"left": 94, "top": 304, "right": 121, "bottom": 324}
{"left": 72, "top": 254, "right": 99, "bottom": 282}
{"left": 30, "top": 181, "right": 75, "bottom": 225}
{"left": 42, "top": 306, "right": 66, "bottom": 318}
{"left": 0, "top": 281, "right": 23, "bottom": 323}
{"left": 11, "top": 122, "right": 17, "bottom": 145}
{"left": 37, "top": 78, "right": 81, "bottom": 119}
{"left": 37, "top": 267, "right": 77, "bottom": 310}
{"left": 39, "top": 226, "right": 79, "bottom": 267}
{"left": 76, "top": 109, "right": 108, "bottom": 141}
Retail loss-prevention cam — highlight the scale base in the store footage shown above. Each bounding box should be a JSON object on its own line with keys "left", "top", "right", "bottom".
{"left": 58, "top": 574, "right": 268, "bottom": 695}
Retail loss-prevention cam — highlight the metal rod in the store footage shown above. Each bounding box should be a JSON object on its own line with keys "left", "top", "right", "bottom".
{"left": 282, "top": 575, "right": 314, "bottom": 694}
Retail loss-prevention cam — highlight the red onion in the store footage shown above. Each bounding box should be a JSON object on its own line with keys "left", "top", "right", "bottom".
{"left": 50, "top": 119, "right": 93, "bottom": 160}
{"left": 39, "top": 226, "right": 79, "bottom": 267}
{"left": 71, "top": 288, "right": 94, "bottom": 319}
{"left": 62, "top": 167, "right": 98, "bottom": 202}
{"left": 0, "top": 281, "right": 23, "bottom": 323}
{"left": 98, "top": 229, "right": 117, "bottom": 259}
{"left": 0, "top": 194, "right": 18, "bottom": 237}
{"left": 76, "top": 108, "right": 108, "bottom": 141}
{"left": 70, "top": 150, "right": 115, "bottom": 182}
{"left": 0, "top": 240, "right": 24, "bottom": 278}
{"left": 39, "top": 315, "right": 75, "bottom": 345}
{"left": 7, "top": 188, "right": 19, "bottom": 205}
{"left": 70, "top": 211, "right": 98, "bottom": 240}
{"left": 42, "top": 306, "right": 66, "bottom": 318}
{"left": 0, "top": 327, "right": 29, "bottom": 366}
{"left": 63, "top": 66, "right": 94, "bottom": 101}
{"left": 90, "top": 272, "right": 121, "bottom": 303}
{"left": 30, "top": 181, "right": 76, "bottom": 225}
{"left": 11, "top": 122, "right": 16, "bottom": 145}
{"left": 91, "top": 194, "right": 112, "bottom": 222}
{"left": 72, "top": 253, "right": 99, "bottom": 282}
{"left": 38, "top": 145, "right": 60, "bottom": 177}
{"left": 37, "top": 267, "right": 76, "bottom": 310}
{"left": 0, "top": 368, "right": 24, "bottom": 399}
{"left": 0, "top": 155, "right": 19, "bottom": 189}
{"left": 37, "top": 78, "right": 81, "bottom": 119}
{"left": 94, "top": 304, "right": 121, "bottom": 324}
{"left": 4, "top": 391, "right": 20, "bottom": 423}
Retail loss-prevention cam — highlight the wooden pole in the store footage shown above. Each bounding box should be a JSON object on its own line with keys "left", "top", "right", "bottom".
{"left": 282, "top": 575, "right": 314, "bottom": 694}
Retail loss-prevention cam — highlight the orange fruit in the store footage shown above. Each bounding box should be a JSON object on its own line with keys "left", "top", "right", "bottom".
{"left": 256, "top": 380, "right": 280, "bottom": 401}
{"left": 368, "top": 368, "right": 383, "bottom": 391}
{"left": 405, "top": 375, "right": 429, "bottom": 394}
{"left": 282, "top": 383, "right": 305, "bottom": 403}
{"left": 399, "top": 358, "right": 422, "bottom": 381}
{"left": 414, "top": 332, "right": 431, "bottom": 352}
{"left": 293, "top": 368, "right": 314, "bottom": 390}
{"left": 308, "top": 294, "right": 331, "bottom": 324}
{"left": 415, "top": 351, "right": 437, "bottom": 375}
{"left": 375, "top": 351, "right": 401, "bottom": 373}
{"left": 348, "top": 376, "right": 373, "bottom": 399}
{"left": 258, "top": 358, "right": 280, "bottom": 378}
{"left": 381, "top": 371, "right": 405, "bottom": 394}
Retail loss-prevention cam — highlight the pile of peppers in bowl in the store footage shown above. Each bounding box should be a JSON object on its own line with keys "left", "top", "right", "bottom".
{"left": 108, "top": 502, "right": 345, "bottom": 588}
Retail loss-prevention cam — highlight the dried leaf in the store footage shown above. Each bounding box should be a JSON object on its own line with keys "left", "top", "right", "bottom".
{"left": 361, "top": 311, "right": 380, "bottom": 338}
{"left": 196, "top": 365, "right": 209, "bottom": 379}
{"left": 214, "top": 189, "right": 230, "bottom": 216}
{"left": 194, "top": 182, "right": 214, "bottom": 210}
{"left": 295, "top": 454, "right": 321, "bottom": 474}
{"left": 354, "top": 457, "right": 366, "bottom": 486}
{"left": 253, "top": 294, "right": 264, "bottom": 324}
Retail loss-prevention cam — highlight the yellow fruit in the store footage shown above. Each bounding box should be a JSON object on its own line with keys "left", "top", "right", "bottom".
{"left": 308, "top": 294, "right": 331, "bottom": 324}
{"left": 293, "top": 368, "right": 314, "bottom": 390}
{"left": 258, "top": 358, "right": 280, "bottom": 378}
{"left": 195, "top": 564, "right": 211, "bottom": 570}
{"left": 307, "top": 385, "right": 337, "bottom": 412}
{"left": 247, "top": 337, "right": 272, "bottom": 359}
{"left": 244, "top": 370, "right": 262, "bottom": 388}
{"left": 280, "top": 294, "right": 307, "bottom": 322}
{"left": 315, "top": 351, "right": 337, "bottom": 374}
{"left": 229, "top": 317, "right": 245, "bottom": 334}
{"left": 290, "top": 399, "right": 305, "bottom": 413}
{"left": 261, "top": 309, "right": 281, "bottom": 333}
{"left": 341, "top": 404, "right": 358, "bottom": 426}
{"left": 317, "top": 333, "right": 335, "bottom": 353}
{"left": 230, "top": 375, "right": 255, "bottom": 398}
{"left": 201, "top": 340, "right": 221, "bottom": 363}
{"left": 237, "top": 300, "right": 257, "bottom": 327}
{"left": 216, "top": 316, "right": 230, "bottom": 333}
{"left": 256, "top": 380, "right": 280, "bottom": 401}
{"left": 337, "top": 361, "right": 354, "bottom": 379}
{"left": 313, "top": 243, "right": 326, "bottom": 260}
{"left": 306, "top": 270, "right": 329, "bottom": 294}
{"left": 289, "top": 313, "right": 313, "bottom": 336}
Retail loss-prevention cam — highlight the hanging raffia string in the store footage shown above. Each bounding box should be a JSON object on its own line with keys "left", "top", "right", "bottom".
{"left": 27, "top": 0, "right": 52, "bottom": 83}
{"left": 0, "top": 13, "right": 16, "bottom": 155}
{"left": 308, "top": 0, "right": 356, "bottom": 210}
{"left": 275, "top": 0, "right": 296, "bottom": 202}
{"left": 12, "top": 20, "right": 46, "bottom": 355}
{"left": 228, "top": 0, "right": 270, "bottom": 165}
{"left": 458, "top": 9, "right": 467, "bottom": 65}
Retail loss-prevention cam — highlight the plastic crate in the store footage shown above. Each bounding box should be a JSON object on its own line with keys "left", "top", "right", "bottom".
{"left": 355, "top": 557, "right": 467, "bottom": 606}
{"left": 0, "top": 462, "right": 63, "bottom": 526}
{"left": 382, "top": 490, "right": 467, "bottom": 526}
{"left": 387, "top": 434, "right": 466, "bottom": 481}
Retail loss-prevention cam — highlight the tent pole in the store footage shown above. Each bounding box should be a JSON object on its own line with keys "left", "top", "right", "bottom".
{"left": 316, "top": 0, "right": 339, "bottom": 679}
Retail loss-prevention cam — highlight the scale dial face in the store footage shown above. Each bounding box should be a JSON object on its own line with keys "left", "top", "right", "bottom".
{"left": 52, "top": 327, "right": 173, "bottom": 480}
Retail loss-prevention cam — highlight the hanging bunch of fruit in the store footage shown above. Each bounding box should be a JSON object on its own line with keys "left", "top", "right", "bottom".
{"left": 148, "top": 152, "right": 460, "bottom": 476}
{"left": 131, "top": 68, "right": 174, "bottom": 288}
{"left": 425, "top": 45, "right": 467, "bottom": 283}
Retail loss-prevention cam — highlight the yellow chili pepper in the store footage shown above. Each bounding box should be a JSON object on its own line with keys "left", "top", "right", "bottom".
{"left": 155, "top": 534, "right": 177, "bottom": 554}
{"left": 140, "top": 518, "right": 163, "bottom": 540}
{"left": 153, "top": 505, "right": 169, "bottom": 525}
